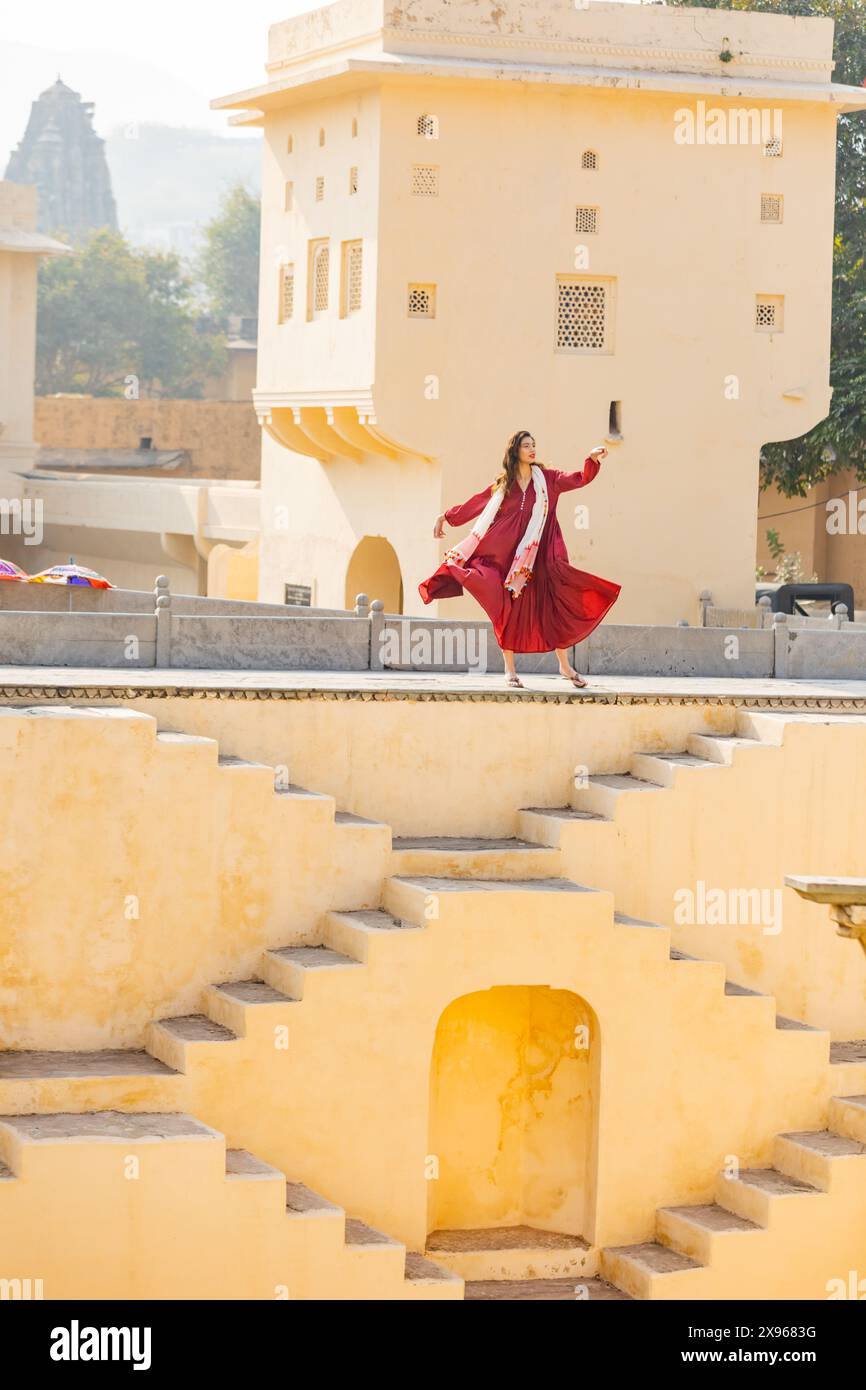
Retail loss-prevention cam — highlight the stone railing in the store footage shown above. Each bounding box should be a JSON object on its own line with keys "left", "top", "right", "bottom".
{"left": 0, "top": 576, "right": 863, "bottom": 676}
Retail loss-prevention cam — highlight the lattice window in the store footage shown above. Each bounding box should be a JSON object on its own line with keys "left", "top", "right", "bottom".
{"left": 411, "top": 164, "right": 439, "bottom": 196}
{"left": 307, "top": 240, "right": 329, "bottom": 318}
{"left": 341, "top": 240, "right": 363, "bottom": 316}
{"left": 755, "top": 294, "right": 784, "bottom": 332}
{"left": 408, "top": 283, "right": 436, "bottom": 318}
{"left": 315, "top": 176, "right": 325, "bottom": 202}
{"left": 581, "top": 150, "right": 598, "bottom": 170}
{"left": 278, "top": 264, "right": 294, "bottom": 323}
{"left": 417, "top": 113, "right": 439, "bottom": 139}
{"left": 349, "top": 166, "right": 359, "bottom": 195}
{"left": 556, "top": 278, "right": 613, "bottom": 353}
{"left": 760, "top": 193, "right": 783, "bottom": 223}
{"left": 284, "top": 181, "right": 293, "bottom": 212}
{"left": 575, "top": 206, "right": 598, "bottom": 234}
{"left": 764, "top": 137, "right": 783, "bottom": 157}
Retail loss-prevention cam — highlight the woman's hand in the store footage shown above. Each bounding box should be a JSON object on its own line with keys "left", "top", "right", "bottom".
{"left": 433, "top": 514, "right": 447, "bottom": 539}
{"left": 588, "top": 445, "right": 608, "bottom": 462}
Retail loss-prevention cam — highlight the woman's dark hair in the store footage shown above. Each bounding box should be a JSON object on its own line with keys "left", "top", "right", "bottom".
{"left": 493, "top": 430, "right": 534, "bottom": 495}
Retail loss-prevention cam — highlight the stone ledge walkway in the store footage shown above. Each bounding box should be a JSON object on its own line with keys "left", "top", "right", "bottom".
{"left": 0, "top": 666, "right": 865, "bottom": 706}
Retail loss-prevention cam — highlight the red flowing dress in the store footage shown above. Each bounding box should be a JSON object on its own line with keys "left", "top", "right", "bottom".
{"left": 418, "top": 459, "right": 621, "bottom": 654}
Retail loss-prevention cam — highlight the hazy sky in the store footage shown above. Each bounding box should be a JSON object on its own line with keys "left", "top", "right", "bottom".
{"left": 3, "top": 1, "right": 310, "bottom": 104}
{"left": 0, "top": 0, "right": 644, "bottom": 161}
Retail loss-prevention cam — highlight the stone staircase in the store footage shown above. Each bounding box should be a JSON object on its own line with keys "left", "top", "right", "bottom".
{"left": 2, "top": 706, "right": 865, "bottom": 1299}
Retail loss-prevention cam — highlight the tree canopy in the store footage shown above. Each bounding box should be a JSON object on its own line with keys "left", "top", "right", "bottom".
{"left": 197, "top": 183, "right": 261, "bottom": 325}
{"left": 36, "top": 229, "right": 227, "bottom": 398}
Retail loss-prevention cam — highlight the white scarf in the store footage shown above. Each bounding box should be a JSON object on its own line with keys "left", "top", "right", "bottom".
{"left": 444, "top": 464, "right": 549, "bottom": 597}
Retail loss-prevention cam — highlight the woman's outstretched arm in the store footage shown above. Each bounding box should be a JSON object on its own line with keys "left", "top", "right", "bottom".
{"left": 433, "top": 484, "right": 493, "bottom": 537}
{"left": 552, "top": 446, "right": 608, "bottom": 494}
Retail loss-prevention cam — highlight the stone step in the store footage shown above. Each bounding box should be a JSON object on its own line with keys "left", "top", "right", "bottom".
{"left": 390, "top": 836, "right": 561, "bottom": 880}
{"left": 224, "top": 1148, "right": 285, "bottom": 1181}
{"left": 630, "top": 750, "right": 718, "bottom": 787}
{"left": 147, "top": 1014, "right": 238, "bottom": 1071}
{"left": 323, "top": 908, "right": 423, "bottom": 963}
{"left": 602, "top": 1241, "right": 703, "bottom": 1298}
{"left": 829, "top": 1094, "right": 866, "bottom": 1144}
{"left": 656, "top": 1203, "right": 763, "bottom": 1263}
{"left": 516, "top": 805, "right": 610, "bottom": 847}
{"left": 571, "top": 773, "right": 665, "bottom": 819}
{"left": 0, "top": 1048, "right": 183, "bottom": 1114}
{"left": 156, "top": 730, "right": 218, "bottom": 758}
{"left": 404, "top": 1252, "right": 463, "bottom": 1288}
{"left": 334, "top": 809, "right": 388, "bottom": 828}
{"left": 426, "top": 1225, "right": 593, "bottom": 1281}
{"left": 685, "top": 733, "right": 763, "bottom": 765}
{"left": 715, "top": 1165, "right": 822, "bottom": 1226}
{"left": 464, "top": 1275, "right": 630, "bottom": 1301}
{"left": 0, "top": 1050, "right": 176, "bottom": 1079}
{"left": 774, "top": 1129, "right": 866, "bottom": 1189}
{"left": 829, "top": 1040, "right": 866, "bottom": 1097}
{"left": 383, "top": 874, "right": 594, "bottom": 927}
{"left": 207, "top": 979, "right": 298, "bottom": 1034}
{"left": 344, "top": 1218, "right": 400, "bottom": 1247}
{"left": 0, "top": 1110, "right": 220, "bottom": 1177}
{"left": 285, "top": 1181, "right": 342, "bottom": 1216}
{"left": 262, "top": 945, "right": 365, "bottom": 1001}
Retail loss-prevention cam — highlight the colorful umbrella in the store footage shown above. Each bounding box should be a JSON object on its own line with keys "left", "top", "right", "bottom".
{"left": 0, "top": 559, "right": 28, "bottom": 581}
{"left": 27, "top": 564, "right": 113, "bottom": 589}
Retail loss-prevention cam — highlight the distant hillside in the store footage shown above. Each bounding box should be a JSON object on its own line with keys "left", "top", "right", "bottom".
{"left": 106, "top": 123, "right": 261, "bottom": 258}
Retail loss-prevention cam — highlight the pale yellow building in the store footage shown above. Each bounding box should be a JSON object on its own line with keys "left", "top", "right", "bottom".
{"left": 0, "top": 183, "right": 68, "bottom": 488}
{"left": 214, "top": 0, "right": 866, "bottom": 621}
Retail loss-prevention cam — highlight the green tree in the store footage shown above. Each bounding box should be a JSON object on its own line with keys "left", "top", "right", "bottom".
{"left": 198, "top": 183, "right": 261, "bottom": 324}
{"left": 37, "top": 229, "right": 227, "bottom": 398}
{"left": 667, "top": 0, "right": 866, "bottom": 494}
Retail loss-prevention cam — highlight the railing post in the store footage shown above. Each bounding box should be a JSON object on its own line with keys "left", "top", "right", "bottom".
{"left": 369, "top": 598, "right": 384, "bottom": 671}
{"left": 772, "top": 610, "right": 788, "bottom": 678}
{"left": 154, "top": 575, "right": 171, "bottom": 668}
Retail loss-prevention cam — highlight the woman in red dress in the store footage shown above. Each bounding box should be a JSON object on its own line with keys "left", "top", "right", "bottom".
{"left": 419, "top": 430, "right": 621, "bottom": 688}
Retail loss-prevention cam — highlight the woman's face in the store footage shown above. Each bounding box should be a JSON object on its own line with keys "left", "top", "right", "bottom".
{"left": 518, "top": 435, "right": 537, "bottom": 464}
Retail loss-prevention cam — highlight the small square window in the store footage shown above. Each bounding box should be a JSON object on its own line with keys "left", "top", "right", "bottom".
{"left": 349, "top": 166, "right": 358, "bottom": 195}
{"left": 286, "top": 134, "right": 293, "bottom": 154}
{"left": 351, "top": 117, "right": 358, "bottom": 138}
{"left": 760, "top": 193, "right": 783, "bottom": 223}
{"left": 307, "top": 240, "right": 329, "bottom": 319}
{"left": 319, "top": 128, "right": 326, "bottom": 147}
{"left": 341, "top": 240, "right": 363, "bottom": 317}
{"left": 581, "top": 150, "right": 598, "bottom": 170}
{"left": 408, "top": 283, "right": 436, "bottom": 318}
{"left": 411, "top": 164, "right": 439, "bottom": 196}
{"left": 755, "top": 294, "right": 784, "bottom": 332}
{"left": 315, "top": 176, "right": 324, "bottom": 202}
{"left": 556, "top": 277, "right": 615, "bottom": 354}
{"left": 575, "top": 206, "right": 598, "bottom": 234}
{"left": 278, "top": 264, "right": 294, "bottom": 324}
{"left": 417, "top": 114, "right": 439, "bottom": 139}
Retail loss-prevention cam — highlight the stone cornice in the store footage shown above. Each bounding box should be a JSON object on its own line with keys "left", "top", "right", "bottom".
{"left": 2, "top": 685, "right": 866, "bottom": 711}
{"left": 265, "top": 27, "right": 835, "bottom": 79}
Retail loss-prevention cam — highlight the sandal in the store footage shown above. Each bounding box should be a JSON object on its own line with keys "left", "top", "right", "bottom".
{"left": 559, "top": 670, "right": 587, "bottom": 689}
{"left": 505, "top": 673, "right": 524, "bottom": 689}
